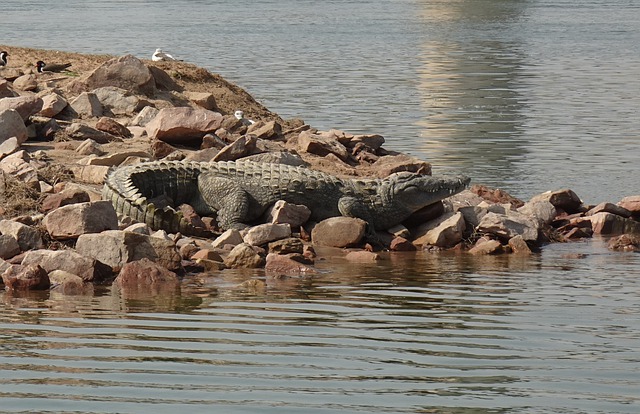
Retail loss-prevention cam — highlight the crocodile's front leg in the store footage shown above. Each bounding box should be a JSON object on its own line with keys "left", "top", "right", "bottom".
{"left": 198, "top": 173, "right": 250, "bottom": 230}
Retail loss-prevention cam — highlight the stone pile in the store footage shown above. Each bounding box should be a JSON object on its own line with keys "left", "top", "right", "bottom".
{"left": 0, "top": 51, "right": 638, "bottom": 296}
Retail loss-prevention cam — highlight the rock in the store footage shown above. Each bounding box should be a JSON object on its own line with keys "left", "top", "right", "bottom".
{"left": 2, "top": 264, "right": 50, "bottom": 291}
{"left": 49, "top": 270, "right": 93, "bottom": 295}
{"left": 607, "top": 234, "right": 640, "bottom": 252}
{"left": 370, "top": 154, "right": 432, "bottom": 178}
{"left": 265, "top": 200, "right": 311, "bottom": 228}
{"left": 617, "top": 195, "right": 640, "bottom": 216}
{"left": 191, "top": 249, "right": 223, "bottom": 262}
{"left": 223, "top": 243, "right": 265, "bottom": 269}
{"left": 11, "top": 74, "right": 37, "bottom": 91}
{"left": 389, "top": 236, "right": 417, "bottom": 251}
{"left": 70, "top": 164, "right": 110, "bottom": 184}
{"left": 0, "top": 109, "right": 28, "bottom": 144}
{"left": 456, "top": 205, "right": 487, "bottom": 229}
{"left": 76, "top": 230, "right": 181, "bottom": 272}
{"left": 311, "top": 217, "right": 367, "bottom": 248}
{"left": 0, "top": 96, "right": 43, "bottom": 121}
{"left": 66, "top": 123, "right": 122, "bottom": 144}
{"left": 412, "top": 212, "right": 466, "bottom": 248}
{"left": 42, "top": 200, "right": 119, "bottom": 239}
{"left": 113, "top": 258, "right": 179, "bottom": 296}
{"left": 211, "top": 134, "right": 258, "bottom": 161}
{"left": 247, "top": 120, "right": 282, "bottom": 140}
{"left": 38, "top": 93, "right": 68, "bottom": 117}
{"left": 0, "top": 220, "right": 43, "bottom": 251}
{"left": 517, "top": 200, "right": 557, "bottom": 226}
{"left": 469, "top": 239, "right": 504, "bottom": 255}
{"left": 0, "top": 150, "right": 37, "bottom": 182}
{"left": 264, "top": 252, "right": 316, "bottom": 276}
{"left": 530, "top": 189, "right": 583, "bottom": 214}
{"left": 95, "top": 117, "right": 132, "bottom": 138}
{"left": 0, "top": 137, "right": 20, "bottom": 159}
{"left": 470, "top": 184, "right": 524, "bottom": 208}
{"left": 185, "top": 91, "right": 217, "bottom": 110}
{"left": 21, "top": 249, "right": 107, "bottom": 283}
{"left": 0, "top": 234, "right": 21, "bottom": 259}
{"left": 74, "top": 54, "right": 156, "bottom": 96}
{"left": 243, "top": 223, "right": 292, "bottom": 246}
{"left": 268, "top": 237, "right": 305, "bottom": 255}
{"left": 297, "top": 130, "right": 349, "bottom": 161}
{"left": 402, "top": 201, "right": 445, "bottom": 228}
{"left": 508, "top": 235, "right": 532, "bottom": 255}
{"left": 588, "top": 212, "right": 640, "bottom": 235}
{"left": 75, "top": 138, "right": 106, "bottom": 156}
{"left": 40, "top": 187, "right": 91, "bottom": 213}
{"left": 130, "top": 105, "right": 159, "bottom": 127}
{"left": 243, "top": 151, "right": 306, "bottom": 167}
{"left": 69, "top": 92, "right": 103, "bottom": 118}
{"left": 146, "top": 107, "right": 223, "bottom": 143}
{"left": 124, "top": 222, "right": 152, "bottom": 235}
{"left": 585, "top": 202, "right": 632, "bottom": 218}
{"left": 476, "top": 211, "right": 540, "bottom": 241}
{"left": 345, "top": 250, "right": 381, "bottom": 262}
{"left": 80, "top": 150, "right": 150, "bottom": 167}
{"left": 0, "top": 79, "right": 18, "bottom": 97}
{"left": 211, "top": 229, "right": 244, "bottom": 249}
{"left": 93, "top": 86, "right": 143, "bottom": 116}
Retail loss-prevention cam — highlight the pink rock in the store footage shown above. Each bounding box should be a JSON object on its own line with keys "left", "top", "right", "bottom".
{"left": 0, "top": 96, "right": 43, "bottom": 121}
{"left": 345, "top": 250, "right": 381, "bottom": 262}
{"left": 40, "top": 188, "right": 91, "bottom": 213}
{"left": 265, "top": 253, "right": 316, "bottom": 276}
{"left": 311, "top": 217, "right": 367, "bottom": 248}
{"left": 469, "top": 239, "right": 504, "bottom": 255}
{"left": 617, "top": 195, "right": 640, "bottom": 216}
{"left": 113, "top": 258, "right": 179, "bottom": 296}
{"left": 0, "top": 109, "right": 28, "bottom": 144}
{"left": 412, "top": 212, "right": 466, "bottom": 248}
{"left": 589, "top": 212, "right": 640, "bottom": 235}
{"left": 2, "top": 264, "right": 50, "bottom": 291}
{"left": 146, "top": 107, "right": 223, "bottom": 143}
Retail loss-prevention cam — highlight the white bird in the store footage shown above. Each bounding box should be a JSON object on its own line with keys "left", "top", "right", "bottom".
{"left": 234, "top": 110, "right": 255, "bottom": 126}
{"left": 152, "top": 48, "right": 179, "bottom": 62}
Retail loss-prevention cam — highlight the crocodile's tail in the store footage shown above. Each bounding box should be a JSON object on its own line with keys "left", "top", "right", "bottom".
{"left": 102, "top": 162, "right": 213, "bottom": 237}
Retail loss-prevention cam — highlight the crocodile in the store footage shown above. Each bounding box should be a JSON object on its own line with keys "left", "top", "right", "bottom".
{"left": 102, "top": 160, "right": 470, "bottom": 235}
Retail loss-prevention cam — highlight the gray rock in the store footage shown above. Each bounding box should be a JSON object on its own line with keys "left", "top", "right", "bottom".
{"left": 74, "top": 54, "right": 156, "bottom": 96}
{"left": 517, "top": 200, "right": 557, "bottom": 226}
{"left": 476, "top": 211, "right": 539, "bottom": 241}
{"left": 66, "top": 123, "right": 122, "bottom": 143}
{"left": 529, "top": 189, "right": 583, "bottom": 214}
{"left": 76, "top": 230, "right": 181, "bottom": 272}
{"left": 130, "top": 105, "right": 159, "bottom": 127}
{"left": 0, "top": 137, "right": 20, "bottom": 159}
{"left": 93, "top": 86, "right": 143, "bottom": 116}
{"left": 0, "top": 109, "right": 28, "bottom": 144}
{"left": 69, "top": 92, "right": 103, "bottom": 118}
{"left": 412, "top": 211, "right": 466, "bottom": 248}
{"left": 0, "top": 219, "right": 44, "bottom": 251}
{"left": 243, "top": 223, "right": 292, "bottom": 246}
{"left": 585, "top": 202, "right": 631, "bottom": 218}
{"left": 21, "top": 249, "right": 105, "bottom": 283}
{"left": 0, "top": 234, "right": 21, "bottom": 259}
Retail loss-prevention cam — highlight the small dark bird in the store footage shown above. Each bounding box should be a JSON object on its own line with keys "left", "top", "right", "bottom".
{"left": 36, "top": 60, "right": 72, "bottom": 73}
{"left": 0, "top": 51, "right": 8, "bottom": 66}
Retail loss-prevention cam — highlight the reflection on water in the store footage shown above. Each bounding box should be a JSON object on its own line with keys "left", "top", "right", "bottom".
{"left": 1, "top": 241, "right": 639, "bottom": 413}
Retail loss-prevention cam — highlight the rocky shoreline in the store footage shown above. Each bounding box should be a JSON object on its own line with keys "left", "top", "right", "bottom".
{"left": 1, "top": 45, "right": 639, "bottom": 296}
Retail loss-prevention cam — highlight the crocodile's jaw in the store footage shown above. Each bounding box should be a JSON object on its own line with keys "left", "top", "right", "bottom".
{"left": 391, "top": 173, "right": 471, "bottom": 212}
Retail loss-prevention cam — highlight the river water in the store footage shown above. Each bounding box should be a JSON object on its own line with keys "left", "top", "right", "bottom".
{"left": 1, "top": 1, "right": 639, "bottom": 413}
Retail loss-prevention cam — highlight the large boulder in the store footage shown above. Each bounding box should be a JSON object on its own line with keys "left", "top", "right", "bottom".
{"left": 412, "top": 212, "right": 466, "bottom": 248}
{"left": 311, "top": 217, "right": 367, "bottom": 248}
{"left": 42, "top": 201, "right": 119, "bottom": 239}
{"left": 72, "top": 54, "right": 156, "bottom": 96}
{"left": 0, "top": 96, "right": 43, "bottom": 121}
{"left": 146, "top": 107, "right": 224, "bottom": 143}
{"left": 0, "top": 109, "right": 28, "bottom": 144}
{"left": 75, "top": 230, "right": 181, "bottom": 272}
{"left": 21, "top": 249, "right": 108, "bottom": 283}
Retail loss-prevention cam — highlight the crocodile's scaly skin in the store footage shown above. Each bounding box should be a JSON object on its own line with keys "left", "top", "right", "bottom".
{"left": 103, "top": 160, "right": 470, "bottom": 235}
